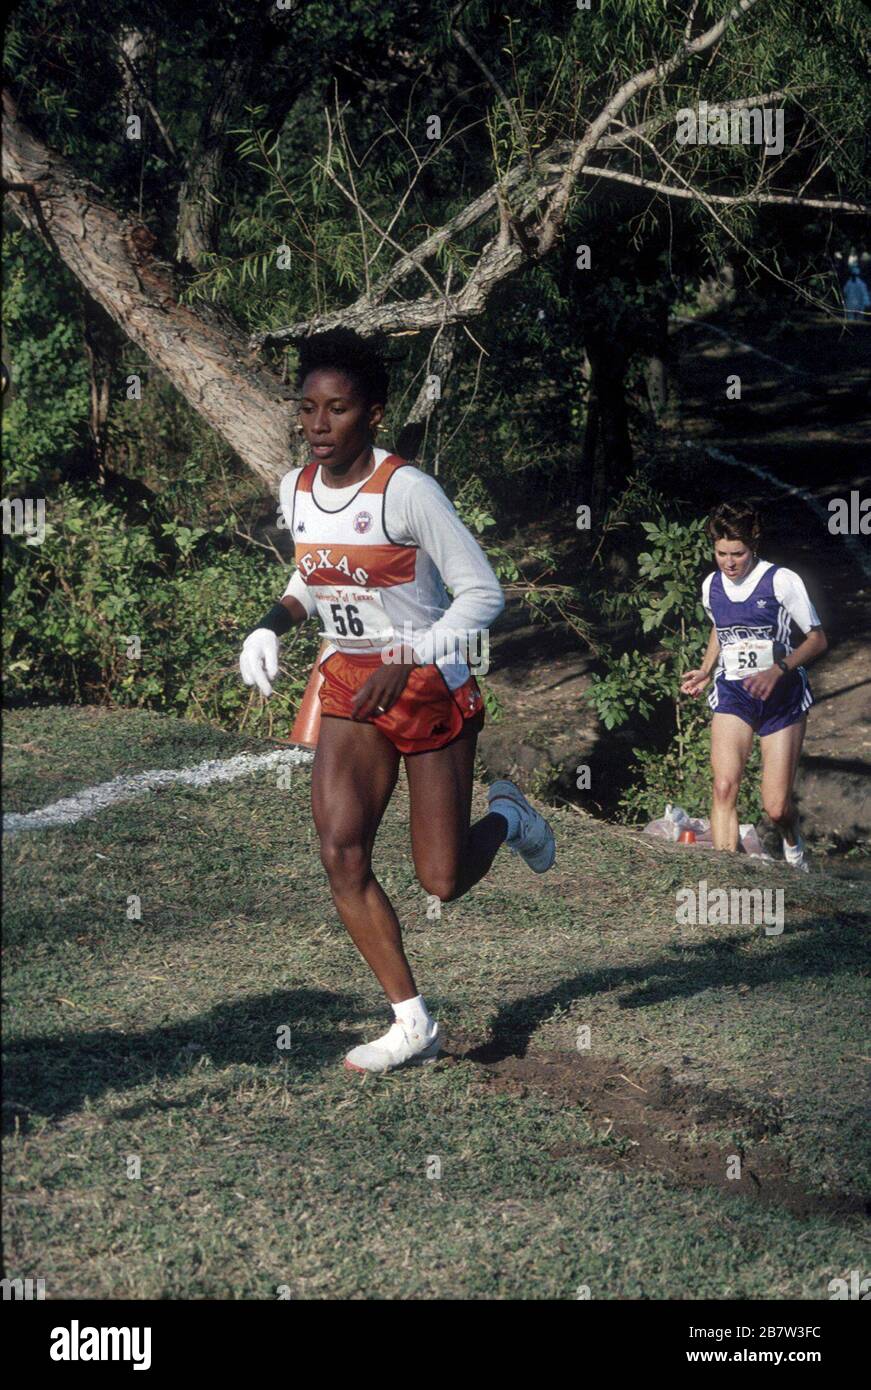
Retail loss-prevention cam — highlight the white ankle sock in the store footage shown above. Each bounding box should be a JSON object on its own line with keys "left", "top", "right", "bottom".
{"left": 392, "top": 994, "right": 435, "bottom": 1035}
{"left": 783, "top": 835, "right": 805, "bottom": 862}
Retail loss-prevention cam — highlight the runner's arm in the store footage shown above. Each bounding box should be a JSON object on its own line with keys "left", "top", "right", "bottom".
{"left": 248, "top": 576, "right": 312, "bottom": 639}
{"left": 773, "top": 569, "right": 828, "bottom": 671}
{"left": 695, "top": 574, "right": 720, "bottom": 678}
{"left": 281, "top": 568, "right": 316, "bottom": 623}
{"left": 390, "top": 472, "right": 505, "bottom": 663}
{"left": 699, "top": 625, "right": 721, "bottom": 678}
{"left": 778, "top": 627, "right": 827, "bottom": 673}
{"left": 277, "top": 593, "right": 309, "bottom": 625}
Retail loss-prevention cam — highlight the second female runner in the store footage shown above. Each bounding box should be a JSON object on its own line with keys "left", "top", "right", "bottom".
{"left": 681, "top": 502, "right": 828, "bottom": 869}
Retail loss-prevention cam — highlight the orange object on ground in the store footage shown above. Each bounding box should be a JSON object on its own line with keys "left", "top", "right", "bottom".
{"left": 317, "top": 649, "right": 485, "bottom": 755}
{"left": 678, "top": 828, "right": 697, "bottom": 844}
{"left": 289, "top": 643, "right": 328, "bottom": 748}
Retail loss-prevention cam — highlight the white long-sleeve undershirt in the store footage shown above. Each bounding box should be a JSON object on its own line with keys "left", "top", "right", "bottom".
{"left": 280, "top": 449, "right": 505, "bottom": 677}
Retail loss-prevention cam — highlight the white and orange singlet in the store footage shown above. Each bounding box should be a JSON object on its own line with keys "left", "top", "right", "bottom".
{"left": 278, "top": 447, "right": 504, "bottom": 752}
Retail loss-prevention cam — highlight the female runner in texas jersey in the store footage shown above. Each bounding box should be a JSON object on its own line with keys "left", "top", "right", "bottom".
{"left": 680, "top": 502, "right": 827, "bottom": 869}
{"left": 240, "top": 328, "right": 555, "bottom": 1073}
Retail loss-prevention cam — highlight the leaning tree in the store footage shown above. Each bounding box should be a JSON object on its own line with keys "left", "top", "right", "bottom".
{"left": 4, "top": 0, "right": 868, "bottom": 497}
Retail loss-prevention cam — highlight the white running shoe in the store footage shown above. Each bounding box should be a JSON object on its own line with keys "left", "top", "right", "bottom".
{"left": 783, "top": 834, "right": 809, "bottom": 873}
{"left": 344, "top": 1019, "right": 441, "bottom": 1074}
{"left": 488, "top": 779, "right": 556, "bottom": 873}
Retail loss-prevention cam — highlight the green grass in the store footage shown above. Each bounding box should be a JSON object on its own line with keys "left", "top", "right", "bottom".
{"left": 1, "top": 704, "right": 272, "bottom": 815}
{"left": 3, "top": 706, "right": 869, "bottom": 1299}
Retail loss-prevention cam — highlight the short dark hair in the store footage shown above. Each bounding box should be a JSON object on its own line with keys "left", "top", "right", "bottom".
{"left": 294, "top": 327, "right": 390, "bottom": 406}
{"left": 706, "top": 502, "right": 761, "bottom": 551}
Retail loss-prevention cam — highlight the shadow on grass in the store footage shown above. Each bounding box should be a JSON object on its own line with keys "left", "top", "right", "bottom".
{"left": 5, "top": 915, "right": 867, "bottom": 1128}
{"left": 466, "top": 912, "right": 869, "bottom": 1062}
{"left": 2, "top": 987, "right": 367, "bottom": 1132}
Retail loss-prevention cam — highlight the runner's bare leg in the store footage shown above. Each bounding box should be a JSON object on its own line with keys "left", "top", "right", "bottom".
{"left": 404, "top": 713, "right": 508, "bottom": 902}
{"left": 710, "top": 713, "right": 755, "bottom": 851}
{"left": 760, "top": 717, "right": 807, "bottom": 847}
{"left": 311, "top": 715, "right": 415, "bottom": 1002}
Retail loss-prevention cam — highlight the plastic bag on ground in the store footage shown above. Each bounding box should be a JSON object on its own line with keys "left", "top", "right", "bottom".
{"left": 642, "top": 804, "right": 774, "bottom": 859}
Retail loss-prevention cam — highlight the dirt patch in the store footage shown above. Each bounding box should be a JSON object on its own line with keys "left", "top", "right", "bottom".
{"left": 446, "top": 1038, "right": 870, "bottom": 1222}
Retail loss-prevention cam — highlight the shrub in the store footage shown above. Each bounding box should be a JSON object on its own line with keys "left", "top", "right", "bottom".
{"left": 3, "top": 483, "right": 321, "bottom": 738}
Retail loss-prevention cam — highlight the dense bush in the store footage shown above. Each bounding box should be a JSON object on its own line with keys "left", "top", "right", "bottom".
{"left": 2, "top": 231, "right": 90, "bottom": 491}
{"left": 3, "top": 484, "right": 322, "bottom": 738}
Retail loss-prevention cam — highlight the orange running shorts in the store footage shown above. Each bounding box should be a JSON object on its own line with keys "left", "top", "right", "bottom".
{"left": 317, "top": 649, "right": 485, "bottom": 755}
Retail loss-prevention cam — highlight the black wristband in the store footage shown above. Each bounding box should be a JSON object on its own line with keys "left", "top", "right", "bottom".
{"left": 256, "top": 602, "right": 294, "bottom": 637}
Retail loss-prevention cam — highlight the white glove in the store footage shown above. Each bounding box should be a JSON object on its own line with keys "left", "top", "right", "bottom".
{"left": 239, "top": 628, "right": 279, "bottom": 697}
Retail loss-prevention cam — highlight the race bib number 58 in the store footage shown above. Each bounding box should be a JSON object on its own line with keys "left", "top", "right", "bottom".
{"left": 723, "top": 639, "right": 774, "bottom": 681}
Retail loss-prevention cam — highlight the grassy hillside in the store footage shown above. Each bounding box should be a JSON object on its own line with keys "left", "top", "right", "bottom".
{"left": 3, "top": 706, "right": 869, "bottom": 1299}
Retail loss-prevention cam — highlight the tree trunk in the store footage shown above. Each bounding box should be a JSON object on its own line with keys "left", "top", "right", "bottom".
{"left": 175, "top": 13, "right": 302, "bottom": 267}
{"left": 579, "top": 395, "right": 598, "bottom": 515}
{"left": 176, "top": 52, "right": 256, "bottom": 266}
{"left": 644, "top": 299, "right": 672, "bottom": 423}
{"left": 645, "top": 353, "right": 668, "bottom": 420}
{"left": 580, "top": 338, "right": 633, "bottom": 515}
{"left": 2, "top": 89, "right": 298, "bottom": 490}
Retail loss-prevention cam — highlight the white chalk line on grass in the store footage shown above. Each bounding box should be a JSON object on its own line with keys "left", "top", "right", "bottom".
{"left": 3, "top": 747, "right": 314, "bottom": 835}
{"left": 693, "top": 444, "right": 871, "bottom": 584}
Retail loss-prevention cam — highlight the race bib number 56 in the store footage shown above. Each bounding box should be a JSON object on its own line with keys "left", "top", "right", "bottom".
{"left": 318, "top": 586, "right": 394, "bottom": 645}
{"left": 723, "top": 639, "right": 774, "bottom": 681}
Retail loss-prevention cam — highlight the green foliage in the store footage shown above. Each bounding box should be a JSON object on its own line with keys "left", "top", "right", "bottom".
{"left": 635, "top": 518, "right": 711, "bottom": 634}
{"left": 586, "top": 499, "right": 762, "bottom": 826}
{"left": 3, "top": 484, "right": 321, "bottom": 738}
{"left": 452, "top": 475, "right": 520, "bottom": 585}
{"left": 2, "top": 231, "right": 89, "bottom": 489}
{"left": 585, "top": 649, "right": 675, "bottom": 731}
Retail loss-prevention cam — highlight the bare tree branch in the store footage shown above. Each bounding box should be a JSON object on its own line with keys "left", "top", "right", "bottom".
{"left": 330, "top": 92, "right": 800, "bottom": 308}
{"left": 619, "top": 118, "right": 849, "bottom": 312}
{"left": 112, "top": 29, "right": 176, "bottom": 160}
{"left": 535, "top": 0, "right": 764, "bottom": 253}
{"left": 254, "top": 1, "right": 773, "bottom": 347}
{"left": 684, "top": 1, "right": 702, "bottom": 43}
{"left": 578, "top": 164, "right": 871, "bottom": 216}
